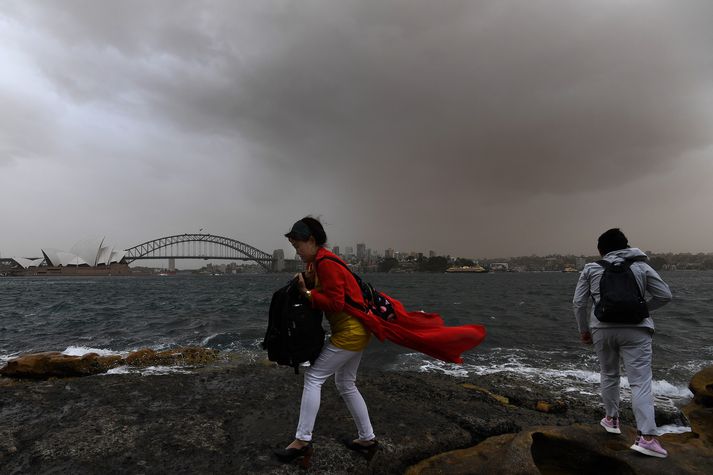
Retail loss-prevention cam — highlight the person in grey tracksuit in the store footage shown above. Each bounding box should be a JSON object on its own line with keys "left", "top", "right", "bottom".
{"left": 573, "top": 228, "right": 672, "bottom": 457}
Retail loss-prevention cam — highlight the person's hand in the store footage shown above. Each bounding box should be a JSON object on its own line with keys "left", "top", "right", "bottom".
{"left": 580, "top": 331, "right": 593, "bottom": 345}
{"left": 302, "top": 268, "right": 315, "bottom": 289}
{"left": 295, "top": 273, "right": 308, "bottom": 294}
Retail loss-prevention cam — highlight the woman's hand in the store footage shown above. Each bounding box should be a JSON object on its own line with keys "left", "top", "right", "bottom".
{"left": 295, "top": 272, "right": 307, "bottom": 291}
{"left": 302, "top": 268, "right": 315, "bottom": 289}
{"left": 296, "top": 272, "right": 312, "bottom": 299}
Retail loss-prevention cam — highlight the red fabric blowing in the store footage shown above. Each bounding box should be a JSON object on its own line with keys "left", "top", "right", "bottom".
{"left": 310, "top": 247, "right": 486, "bottom": 364}
{"left": 345, "top": 293, "right": 486, "bottom": 364}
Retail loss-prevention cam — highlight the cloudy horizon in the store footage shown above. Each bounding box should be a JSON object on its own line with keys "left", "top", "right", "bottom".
{"left": 2, "top": 1, "right": 713, "bottom": 261}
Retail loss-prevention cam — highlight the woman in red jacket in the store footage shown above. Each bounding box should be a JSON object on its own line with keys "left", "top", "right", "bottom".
{"left": 275, "top": 217, "right": 377, "bottom": 466}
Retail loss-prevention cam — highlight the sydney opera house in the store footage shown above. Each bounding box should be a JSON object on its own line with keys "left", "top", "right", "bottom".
{"left": 1, "top": 237, "right": 130, "bottom": 276}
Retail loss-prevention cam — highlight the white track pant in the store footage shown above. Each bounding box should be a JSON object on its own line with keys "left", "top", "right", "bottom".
{"left": 295, "top": 343, "right": 375, "bottom": 442}
{"left": 592, "top": 327, "right": 657, "bottom": 435}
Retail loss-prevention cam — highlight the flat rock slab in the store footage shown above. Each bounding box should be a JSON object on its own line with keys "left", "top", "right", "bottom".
{"left": 406, "top": 424, "right": 713, "bottom": 475}
{"left": 0, "top": 361, "right": 708, "bottom": 474}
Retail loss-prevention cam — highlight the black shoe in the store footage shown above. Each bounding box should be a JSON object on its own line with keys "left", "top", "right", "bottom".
{"left": 273, "top": 442, "right": 314, "bottom": 469}
{"left": 343, "top": 438, "right": 379, "bottom": 461}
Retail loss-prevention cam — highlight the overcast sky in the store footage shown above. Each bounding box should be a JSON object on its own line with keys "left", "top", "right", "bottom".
{"left": 2, "top": 0, "right": 712, "bottom": 261}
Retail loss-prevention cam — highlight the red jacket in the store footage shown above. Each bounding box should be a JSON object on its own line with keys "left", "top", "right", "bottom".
{"left": 310, "top": 247, "right": 365, "bottom": 313}
{"left": 311, "top": 247, "right": 486, "bottom": 363}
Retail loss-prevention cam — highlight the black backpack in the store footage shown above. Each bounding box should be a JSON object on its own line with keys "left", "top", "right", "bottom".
{"left": 594, "top": 259, "right": 649, "bottom": 324}
{"left": 316, "top": 256, "right": 396, "bottom": 321}
{"left": 262, "top": 278, "right": 325, "bottom": 373}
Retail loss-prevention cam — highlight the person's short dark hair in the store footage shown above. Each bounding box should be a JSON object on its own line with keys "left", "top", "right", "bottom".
{"left": 597, "top": 228, "right": 629, "bottom": 256}
{"left": 285, "top": 216, "right": 327, "bottom": 246}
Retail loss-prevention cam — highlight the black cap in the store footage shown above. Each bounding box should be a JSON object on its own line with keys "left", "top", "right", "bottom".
{"left": 285, "top": 220, "right": 312, "bottom": 240}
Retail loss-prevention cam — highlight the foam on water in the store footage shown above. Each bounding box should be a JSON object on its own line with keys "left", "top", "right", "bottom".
{"left": 201, "top": 333, "right": 220, "bottom": 346}
{"left": 62, "top": 346, "right": 123, "bottom": 357}
{"left": 0, "top": 352, "right": 21, "bottom": 366}
{"left": 104, "top": 365, "right": 191, "bottom": 376}
{"left": 393, "top": 351, "right": 693, "bottom": 411}
{"left": 658, "top": 424, "right": 692, "bottom": 435}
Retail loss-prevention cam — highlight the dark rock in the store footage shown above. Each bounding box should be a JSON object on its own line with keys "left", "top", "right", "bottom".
{"left": 535, "top": 399, "right": 567, "bottom": 414}
{"left": 124, "top": 347, "right": 219, "bottom": 368}
{"left": 408, "top": 366, "right": 713, "bottom": 475}
{"left": 688, "top": 366, "right": 713, "bottom": 407}
{"left": 0, "top": 347, "right": 219, "bottom": 379}
{"left": 1, "top": 360, "right": 709, "bottom": 474}
{"left": 682, "top": 366, "right": 713, "bottom": 448}
{"left": 406, "top": 424, "right": 713, "bottom": 475}
{"left": 0, "top": 352, "right": 122, "bottom": 378}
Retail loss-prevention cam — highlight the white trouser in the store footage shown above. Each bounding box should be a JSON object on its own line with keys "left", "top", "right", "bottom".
{"left": 295, "top": 343, "right": 375, "bottom": 442}
{"left": 592, "top": 327, "right": 657, "bottom": 435}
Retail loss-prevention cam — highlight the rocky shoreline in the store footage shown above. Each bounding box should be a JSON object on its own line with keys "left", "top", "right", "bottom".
{"left": 1, "top": 353, "right": 711, "bottom": 474}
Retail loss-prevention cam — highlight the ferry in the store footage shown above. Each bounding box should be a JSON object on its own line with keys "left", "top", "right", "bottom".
{"left": 446, "top": 265, "right": 488, "bottom": 273}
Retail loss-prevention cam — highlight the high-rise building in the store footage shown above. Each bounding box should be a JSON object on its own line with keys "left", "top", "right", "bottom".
{"left": 429, "top": 250, "right": 436, "bottom": 258}
{"left": 345, "top": 246, "right": 354, "bottom": 257}
{"left": 385, "top": 248, "right": 394, "bottom": 259}
{"left": 332, "top": 246, "right": 340, "bottom": 256}
{"left": 356, "top": 243, "right": 366, "bottom": 260}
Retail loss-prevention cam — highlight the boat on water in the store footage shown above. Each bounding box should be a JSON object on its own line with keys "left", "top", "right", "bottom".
{"left": 562, "top": 266, "right": 578, "bottom": 273}
{"left": 446, "top": 265, "right": 488, "bottom": 273}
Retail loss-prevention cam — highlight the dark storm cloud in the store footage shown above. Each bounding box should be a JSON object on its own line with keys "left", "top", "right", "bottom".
{"left": 12, "top": 1, "right": 711, "bottom": 188}
{"left": 2, "top": 1, "right": 713, "bottom": 257}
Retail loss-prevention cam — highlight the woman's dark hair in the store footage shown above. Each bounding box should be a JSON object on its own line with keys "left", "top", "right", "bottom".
{"left": 285, "top": 216, "right": 327, "bottom": 246}
{"left": 597, "top": 228, "right": 629, "bottom": 256}
{"left": 301, "top": 217, "right": 327, "bottom": 246}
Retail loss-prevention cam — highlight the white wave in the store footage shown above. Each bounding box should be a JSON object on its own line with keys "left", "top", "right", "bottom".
{"left": 651, "top": 380, "right": 694, "bottom": 399}
{"left": 105, "top": 365, "right": 130, "bottom": 375}
{"left": 140, "top": 365, "right": 192, "bottom": 375}
{"left": 417, "top": 359, "right": 470, "bottom": 377}
{"left": 62, "top": 346, "right": 122, "bottom": 357}
{"left": 658, "top": 424, "right": 692, "bottom": 435}
{"left": 0, "top": 352, "right": 21, "bottom": 366}
{"left": 399, "top": 352, "right": 693, "bottom": 403}
{"left": 103, "top": 365, "right": 191, "bottom": 376}
{"left": 201, "top": 333, "right": 220, "bottom": 346}
{"left": 669, "top": 360, "right": 713, "bottom": 374}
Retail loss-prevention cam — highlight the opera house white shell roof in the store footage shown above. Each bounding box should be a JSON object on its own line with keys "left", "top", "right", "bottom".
{"left": 11, "top": 237, "right": 127, "bottom": 268}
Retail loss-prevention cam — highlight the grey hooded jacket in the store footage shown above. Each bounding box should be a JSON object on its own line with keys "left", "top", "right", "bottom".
{"left": 572, "top": 247, "right": 672, "bottom": 333}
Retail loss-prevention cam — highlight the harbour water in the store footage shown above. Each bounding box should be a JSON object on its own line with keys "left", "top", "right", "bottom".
{"left": 1, "top": 271, "right": 711, "bottom": 418}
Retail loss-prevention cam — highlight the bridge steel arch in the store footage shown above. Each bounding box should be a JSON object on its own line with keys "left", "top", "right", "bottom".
{"left": 124, "top": 234, "right": 274, "bottom": 271}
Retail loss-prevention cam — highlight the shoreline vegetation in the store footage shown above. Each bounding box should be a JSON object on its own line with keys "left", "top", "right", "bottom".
{"left": 181, "top": 252, "right": 713, "bottom": 274}
{"left": 1, "top": 349, "right": 711, "bottom": 474}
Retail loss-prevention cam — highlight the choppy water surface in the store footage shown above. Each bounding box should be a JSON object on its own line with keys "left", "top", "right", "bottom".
{"left": 1, "top": 271, "right": 711, "bottom": 413}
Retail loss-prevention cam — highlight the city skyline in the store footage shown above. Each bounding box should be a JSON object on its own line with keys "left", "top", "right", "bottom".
{"left": 3, "top": 231, "right": 713, "bottom": 265}
{"left": 2, "top": 2, "right": 713, "bottom": 259}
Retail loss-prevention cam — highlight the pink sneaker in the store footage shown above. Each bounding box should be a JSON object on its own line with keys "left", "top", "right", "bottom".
{"left": 630, "top": 435, "right": 668, "bottom": 458}
{"left": 600, "top": 417, "right": 621, "bottom": 434}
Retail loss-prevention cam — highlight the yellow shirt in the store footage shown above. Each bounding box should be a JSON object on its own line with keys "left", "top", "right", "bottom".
{"left": 314, "top": 275, "right": 370, "bottom": 351}
{"left": 326, "top": 310, "right": 370, "bottom": 351}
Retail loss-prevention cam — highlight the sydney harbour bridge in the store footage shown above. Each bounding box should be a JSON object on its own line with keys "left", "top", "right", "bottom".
{"left": 0, "top": 233, "right": 294, "bottom": 275}
{"left": 124, "top": 233, "right": 285, "bottom": 272}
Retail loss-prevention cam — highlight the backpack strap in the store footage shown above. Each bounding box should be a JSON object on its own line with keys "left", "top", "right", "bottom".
{"left": 316, "top": 255, "right": 352, "bottom": 272}
{"left": 597, "top": 258, "right": 635, "bottom": 270}
{"left": 314, "top": 256, "right": 367, "bottom": 311}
